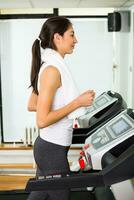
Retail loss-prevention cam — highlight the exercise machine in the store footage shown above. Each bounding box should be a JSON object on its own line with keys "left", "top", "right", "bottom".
{"left": 26, "top": 108, "right": 134, "bottom": 200}
{"left": 73, "top": 91, "right": 126, "bottom": 144}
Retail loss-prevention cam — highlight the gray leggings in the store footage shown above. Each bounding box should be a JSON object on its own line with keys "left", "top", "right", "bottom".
{"left": 27, "top": 136, "right": 70, "bottom": 200}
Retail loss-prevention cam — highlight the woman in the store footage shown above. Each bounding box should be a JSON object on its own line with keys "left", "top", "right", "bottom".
{"left": 27, "top": 16, "right": 95, "bottom": 200}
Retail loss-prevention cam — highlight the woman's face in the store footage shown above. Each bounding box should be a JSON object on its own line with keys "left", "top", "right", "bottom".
{"left": 54, "top": 25, "right": 78, "bottom": 57}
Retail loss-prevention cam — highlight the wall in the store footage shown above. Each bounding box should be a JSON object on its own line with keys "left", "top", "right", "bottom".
{"left": 114, "top": 8, "right": 134, "bottom": 108}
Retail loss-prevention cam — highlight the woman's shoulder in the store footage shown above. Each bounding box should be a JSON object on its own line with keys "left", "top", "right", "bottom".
{"left": 40, "top": 63, "right": 61, "bottom": 76}
{"left": 41, "top": 65, "right": 60, "bottom": 76}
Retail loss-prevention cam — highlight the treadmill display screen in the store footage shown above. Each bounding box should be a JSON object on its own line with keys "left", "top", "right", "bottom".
{"left": 95, "top": 97, "right": 109, "bottom": 107}
{"left": 110, "top": 118, "right": 132, "bottom": 136}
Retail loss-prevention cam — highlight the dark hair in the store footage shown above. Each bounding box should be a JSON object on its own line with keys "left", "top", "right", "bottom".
{"left": 29, "top": 16, "right": 72, "bottom": 94}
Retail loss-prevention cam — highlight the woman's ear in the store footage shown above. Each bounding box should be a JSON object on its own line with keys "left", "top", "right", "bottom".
{"left": 53, "top": 33, "right": 62, "bottom": 44}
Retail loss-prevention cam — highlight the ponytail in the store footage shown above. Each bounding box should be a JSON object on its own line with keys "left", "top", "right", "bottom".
{"left": 29, "top": 39, "right": 41, "bottom": 95}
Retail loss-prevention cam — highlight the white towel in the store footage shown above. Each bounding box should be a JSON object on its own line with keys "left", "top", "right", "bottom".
{"left": 40, "top": 48, "right": 86, "bottom": 119}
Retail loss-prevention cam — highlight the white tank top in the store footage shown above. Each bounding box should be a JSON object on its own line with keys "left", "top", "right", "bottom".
{"left": 38, "top": 48, "right": 86, "bottom": 146}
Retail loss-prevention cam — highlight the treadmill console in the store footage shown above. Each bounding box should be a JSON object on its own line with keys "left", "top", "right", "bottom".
{"left": 91, "top": 115, "right": 133, "bottom": 150}
{"left": 87, "top": 93, "right": 115, "bottom": 113}
{"left": 85, "top": 109, "right": 134, "bottom": 169}
{"left": 72, "top": 91, "right": 127, "bottom": 144}
{"left": 78, "top": 91, "right": 118, "bottom": 128}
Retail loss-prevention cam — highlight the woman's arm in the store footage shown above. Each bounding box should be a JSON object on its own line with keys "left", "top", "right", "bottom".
{"left": 36, "top": 65, "right": 95, "bottom": 128}
{"left": 27, "top": 91, "right": 38, "bottom": 112}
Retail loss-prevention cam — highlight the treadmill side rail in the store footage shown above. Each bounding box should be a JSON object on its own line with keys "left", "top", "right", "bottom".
{"left": 25, "top": 144, "right": 134, "bottom": 191}
{"left": 26, "top": 173, "right": 104, "bottom": 191}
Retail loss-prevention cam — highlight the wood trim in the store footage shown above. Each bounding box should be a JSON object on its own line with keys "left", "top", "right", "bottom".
{"left": 0, "top": 163, "right": 35, "bottom": 169}
{"left": 0, "top": 144, "right": 82, "bottom": 150}
{"left": 0, "top": 144, "right": 32, "bottom": 150}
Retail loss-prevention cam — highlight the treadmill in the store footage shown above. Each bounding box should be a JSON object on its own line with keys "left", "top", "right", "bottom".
{"left": 73, "top": 91, "right": 127, "bottom": 144}
{"left": 26, "top": 108, "right": 134, "bottom": 200}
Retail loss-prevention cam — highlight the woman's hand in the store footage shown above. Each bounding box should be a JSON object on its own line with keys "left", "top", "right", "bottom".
{"left": 76, "top": 90, "right": 95, "bottom": 107}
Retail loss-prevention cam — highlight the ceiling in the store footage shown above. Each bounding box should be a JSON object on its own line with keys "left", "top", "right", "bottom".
{"left": 0, "top": 0, "right": 134, "bottom": 9}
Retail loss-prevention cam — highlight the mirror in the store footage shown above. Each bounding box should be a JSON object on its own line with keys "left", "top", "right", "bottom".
{"left": 0, "top": 17, "right": 115, "bottom": 142}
